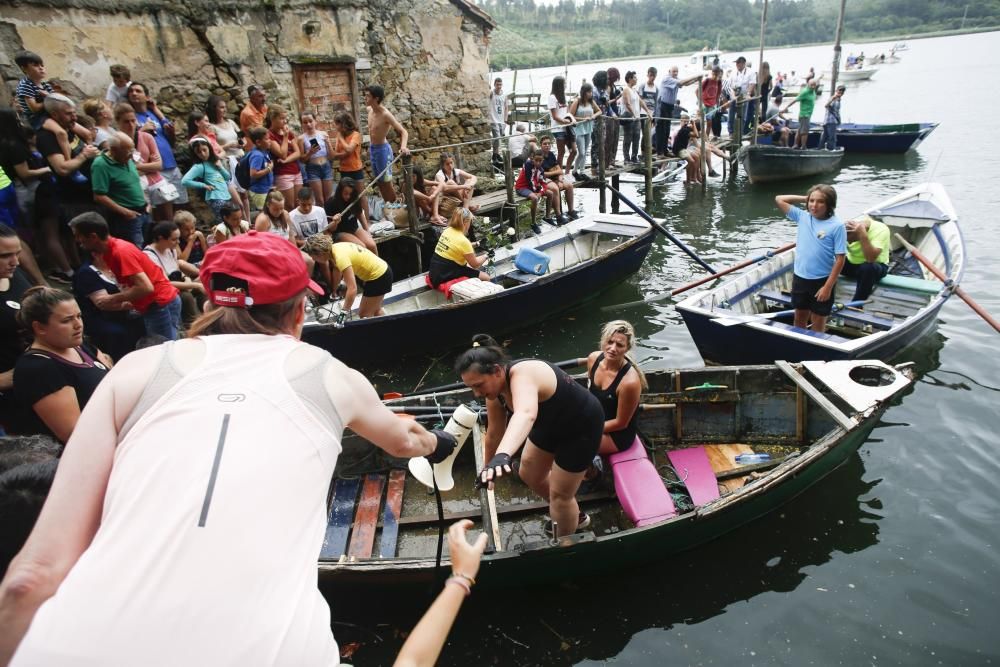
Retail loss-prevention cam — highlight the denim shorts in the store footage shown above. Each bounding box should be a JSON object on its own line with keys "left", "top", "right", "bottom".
{"left": 304, "top": 161, "right": 333, "bottom": 182}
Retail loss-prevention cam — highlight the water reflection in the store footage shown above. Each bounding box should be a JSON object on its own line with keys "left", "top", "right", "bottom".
{"left": 332, "top": 454, "right": 883, "bottom": 666}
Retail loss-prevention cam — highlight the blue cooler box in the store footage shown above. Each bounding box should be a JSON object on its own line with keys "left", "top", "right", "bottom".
{"left": 514, "top": 247, "right": 550, "bottom": 275}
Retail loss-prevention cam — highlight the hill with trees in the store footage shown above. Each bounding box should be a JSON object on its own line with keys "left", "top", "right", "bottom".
{"left": 482, "top": 0, "right": 1000, "bottom": 69}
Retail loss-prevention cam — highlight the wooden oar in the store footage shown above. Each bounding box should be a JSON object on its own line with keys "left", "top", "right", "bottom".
{"left": 471, "top": 422, "right": 503, "bottom": 552}
{"left": 403, "top": 357, "right": 583, "bottom": 396}
{"left": 894, "top": 233, "right": 1000, "bottom": 334}
{"left": 604, "top": 184, "right": 718, "bottom": 274}
{"left": 712, "top": 300, "right": 868, "bottom": 327}
{"left": 602, "top": 242, "right": 796, "bottom": 311}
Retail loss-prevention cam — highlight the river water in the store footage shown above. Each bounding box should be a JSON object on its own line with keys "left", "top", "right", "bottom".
{"left": 338, "top": 32, "right": 1000, "bottom": 665}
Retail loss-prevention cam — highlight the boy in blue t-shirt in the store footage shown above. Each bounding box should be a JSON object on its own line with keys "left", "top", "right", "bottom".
{"left": 775, "top": 184, "right": 847, "bottom": 333}
{"left": 246, "top": 127, "right": 274, "bottom": 211}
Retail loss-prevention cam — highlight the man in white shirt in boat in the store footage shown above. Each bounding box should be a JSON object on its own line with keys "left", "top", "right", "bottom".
{"left": 841, "top": 215, "right": 891, "bottom": 301}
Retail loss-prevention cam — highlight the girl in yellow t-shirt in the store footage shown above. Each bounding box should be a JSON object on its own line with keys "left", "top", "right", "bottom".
{"left": 303, "top": 234, "right": 392, "bottom": 318}
{"left": 428, "top": 208, "right": 491, "bottom": 288}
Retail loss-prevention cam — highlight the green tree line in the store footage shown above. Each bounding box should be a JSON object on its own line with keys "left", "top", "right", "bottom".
{"left": 484, "top": 0, "right": 1000, "bottom": 69}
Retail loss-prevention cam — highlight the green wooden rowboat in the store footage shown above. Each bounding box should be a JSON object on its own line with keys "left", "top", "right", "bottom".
{"left": 317, "top": 359, "right": 912, "bottom": 590}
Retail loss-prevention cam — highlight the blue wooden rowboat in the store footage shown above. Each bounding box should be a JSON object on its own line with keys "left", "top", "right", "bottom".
{"left": 676, "top": 183, "right": 963, "bottom": 365}
{"left": 302, "top": 214, "right": 655, "bottom": 365}
{"left": 317, "top": 359, "right": 913, "bottom": 589}
{"left": 738, "top": 144, "right": 844, "bottom": 184}
{"left": 759, "top": 122, "right": 939, "bottom": 153}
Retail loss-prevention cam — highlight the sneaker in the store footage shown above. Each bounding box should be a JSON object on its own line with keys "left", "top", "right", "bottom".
{"left": 567, "top": 210, "right": 581, "bottom": 221}
{"left": 530, "top": 222, "right": 543, "bottom": 236}
{"left": 541, "top": 216, "right": 555, "bottom": 226}
{"left": 543, "top": 512, "right": 592, "bottom": 537}
{"left": 708, "top": 169, "right": 720, "bottom": 177}
{"left": 48, "top": 270, "right": 73, "bottom": 283}
{"left": 556, "top": 214, "right": 569, "bottom": 226}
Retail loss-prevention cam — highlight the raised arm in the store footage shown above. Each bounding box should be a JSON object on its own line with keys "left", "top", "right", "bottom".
{"left": 774, "top": 193, "right": 806, "bottom": 215}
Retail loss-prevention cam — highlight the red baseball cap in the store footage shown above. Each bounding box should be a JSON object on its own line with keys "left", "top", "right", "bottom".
{"left": 199, "top": 231, "right": 323, "bottom": 307}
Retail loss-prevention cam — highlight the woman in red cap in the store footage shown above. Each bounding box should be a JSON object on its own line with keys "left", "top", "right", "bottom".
{"left": 0, "top": 230, "right": 457, "bottom": 665}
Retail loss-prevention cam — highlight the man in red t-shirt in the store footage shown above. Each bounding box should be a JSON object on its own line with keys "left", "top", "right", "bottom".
{"left": 70, "top": 212, "right": 183, "bottom": 341}
{"left": 702, "top": 66, "right": 724, "bottom": 138}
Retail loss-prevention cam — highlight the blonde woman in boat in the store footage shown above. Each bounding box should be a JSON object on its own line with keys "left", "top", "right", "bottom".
{"left": 428, "top": 207, "right": 490, "bottom": 288}
{"left": 579, "top": 320, "right": 647, "bottom": 456}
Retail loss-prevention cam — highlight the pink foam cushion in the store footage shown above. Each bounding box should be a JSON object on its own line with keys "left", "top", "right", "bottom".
{"left": 609, "top": 436, "right": 676, "bottom": 527}
{"left": 424, "top": 274, "right": 470, "bottom": 299}
{"left": 666, "top": 447, "right": 721, "bottom": 507}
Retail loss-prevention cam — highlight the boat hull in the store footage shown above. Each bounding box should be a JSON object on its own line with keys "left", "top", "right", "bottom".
{"left": 675, "top": 182, "right": 964, "bottom": 366}
{"left": 739, "top": 145, "right": 844, "bottom": 184}
{"left": 759, "top": 122, "right": 939, "bottom": 153}
{"left": 302, "top": 227, "right": 655, "bottom": 365}
{"left": 677, "top": 297, "right": 946, "bottom": 364}
{"left": 317, "top": 362, "right": 909, "bottom": 589}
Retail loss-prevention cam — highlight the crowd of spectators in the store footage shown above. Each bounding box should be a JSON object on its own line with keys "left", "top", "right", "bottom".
{"left": 0, "top": 49, "right": 418, "bottom": 444}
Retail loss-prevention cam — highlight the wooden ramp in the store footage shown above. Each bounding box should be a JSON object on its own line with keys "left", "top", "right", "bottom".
{"left": 321, "top": 469, "right": 407, "bottom": 561}
{"left": 703, "top": 444, "right": 755, "bottom": 494}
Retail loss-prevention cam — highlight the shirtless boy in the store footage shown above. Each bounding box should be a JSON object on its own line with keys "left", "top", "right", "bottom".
{"left": 365, "top": 84, "right": 409, "bottom": 203}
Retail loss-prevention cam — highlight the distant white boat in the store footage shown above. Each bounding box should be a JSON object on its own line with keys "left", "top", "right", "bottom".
{"left": 824, "top": 66, "right": 878, "bottom": 82}
{"left": 685, "top": 49, "right": 729, "bottom": 75}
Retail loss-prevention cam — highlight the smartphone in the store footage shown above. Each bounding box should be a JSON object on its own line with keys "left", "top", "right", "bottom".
{"left": 310, "top": 138, "right": 320, "bottom": 148}
{"left": 236, "top": 130, "right": 245, "bottom": 141}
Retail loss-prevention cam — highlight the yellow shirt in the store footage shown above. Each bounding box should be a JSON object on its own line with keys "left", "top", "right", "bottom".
{"left": 331, "top": 242, "right": 388, "bottom": 282}
{"left": 846, "top": 218, "right": 890, "bottom": 265}
{"left": 434, "top": 226, "right": 475, "bottom": 266}
{"left": 0, "top": 165, "right": 11, "bottom": 190}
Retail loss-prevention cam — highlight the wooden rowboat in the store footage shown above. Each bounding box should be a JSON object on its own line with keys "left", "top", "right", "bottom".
{"left": 676, "top": 182, "right": 963, "bottom": 365}
{"left": 759, "top": 122, "right": 939, "bottom": 153}
{"left": 301, "top": 214, "right": 654, "bottom": 365}
{"left": 738, "top": 145, "right": 844, "bottom": 184}
{"left": 316, "top": 359, "right": 912, "bottom": 589}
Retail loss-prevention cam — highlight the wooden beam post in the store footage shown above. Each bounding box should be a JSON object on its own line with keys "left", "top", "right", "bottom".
{"left": 503, "top": 148, "right": 516, "bottom": 239}
{"left": 643, "top": 115, "right": 654, "bottom": 207}
{"left": 597, "top": 118, "right": 607, "bottom": 213}
{"left": 402, "top": 152, "right": 418, "bottom": 234}
{"left": 697, "top": 74, "right": 707, "bottom": 192}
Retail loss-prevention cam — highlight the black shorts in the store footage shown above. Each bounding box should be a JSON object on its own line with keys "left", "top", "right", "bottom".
{"left": 791, "top": 274, "right": 834, "bottom": 316}
{"left": 429, "top": 256, "right": 479, "bottom": 287}
{"left": 608, "top": 426, "right": 637, "bottom": 452}
{"left": 340, "top": 169, "right": 365, "bottom": 183}
{"left": 529, "top": 405, "right": 603, "bottom": 473}
{"left": 362, "top": 267, "right": 393, "bottom": 297}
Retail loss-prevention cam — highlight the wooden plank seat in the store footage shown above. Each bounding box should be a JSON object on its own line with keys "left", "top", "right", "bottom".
{"left": 320, "top": 477, "right": 361, "bottom": 559}
{"left": 763, "top": 320, "right": 853, "bottom": 343}
{"left": 467, "top": 190, "right": 525, "bottom": 215}
{"left": 756, "top": 289, "right": 896, "bottom": 330}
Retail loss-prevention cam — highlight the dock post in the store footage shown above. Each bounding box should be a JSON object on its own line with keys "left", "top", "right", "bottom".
{"left": 730, "top": 100, "right": 744, "bottom": 181}
{"left": 697, "top": 75, "right": 707, "bottom": 192}
{"left": 597, "top": 118, "right": 607, "bottom": 213}
{"left": 401, "top": 152, "right": 422, "bottom": 273}
{"left": 402, "top": 152, "right": 418, "bottom": 234}
{"left": 611, "top": 174, "right": 620, "bottom": 213}
{"left": 503, "top": 148, "right": 516, "bottom": 239}
{"left": 643, "top": 115, "right": 653, "bottom": 205}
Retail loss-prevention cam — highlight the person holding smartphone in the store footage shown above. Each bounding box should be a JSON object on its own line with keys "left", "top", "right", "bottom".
{"left": 297, "top": 111, "right": 334, "bottom": 205}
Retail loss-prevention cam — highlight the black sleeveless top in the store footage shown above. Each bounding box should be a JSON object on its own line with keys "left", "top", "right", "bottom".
{"left": 588, "top": 353, "right": 638, "bottom": 446}
{"left": 499, "top": 359, "right": 602, "bottom": 441}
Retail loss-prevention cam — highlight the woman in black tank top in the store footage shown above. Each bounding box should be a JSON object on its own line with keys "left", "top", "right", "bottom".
{"left": 456, "top": 335, "right": 603, "bottom": 538}
{"left": 582, "top": 320, "right": 646, "bottom": 454}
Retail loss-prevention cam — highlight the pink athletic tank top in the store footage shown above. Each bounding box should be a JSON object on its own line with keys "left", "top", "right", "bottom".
{"left": 13, "top": 334, "right": 344, "bottom": 666}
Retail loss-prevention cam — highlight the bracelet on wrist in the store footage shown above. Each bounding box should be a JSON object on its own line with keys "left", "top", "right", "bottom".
{"left": 452, "top": 572, "right": 476, "bottom": 586}
{"left": 445, "top": 576, "right": 471, "bottom": 596}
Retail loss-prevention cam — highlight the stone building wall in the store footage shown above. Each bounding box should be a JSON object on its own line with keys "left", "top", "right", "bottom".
{"left": 0, "top": 0, "right": 496, "bottom": 171}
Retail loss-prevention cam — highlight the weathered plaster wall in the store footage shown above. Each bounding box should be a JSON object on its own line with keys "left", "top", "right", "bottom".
{"left": 0, "top": 0, "right": 494, "bottom": 168}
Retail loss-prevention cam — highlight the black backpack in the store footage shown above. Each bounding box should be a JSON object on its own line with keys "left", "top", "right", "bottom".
{"left": 235, "top": 153, "right": 253, "bottom": 190}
